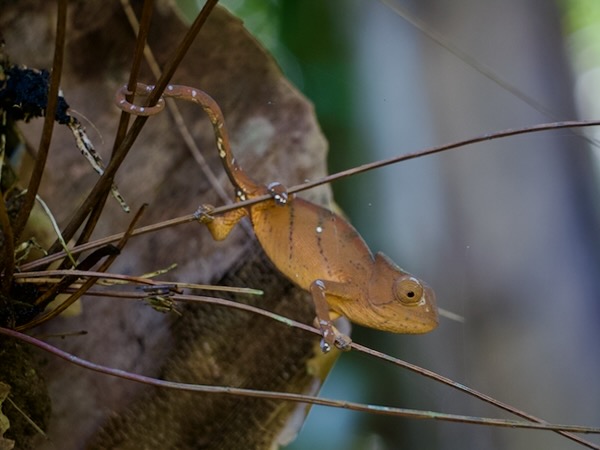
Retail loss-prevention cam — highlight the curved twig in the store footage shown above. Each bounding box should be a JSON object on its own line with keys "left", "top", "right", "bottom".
{"left": 1, "top": 327, "right": 600, "bottom": 438}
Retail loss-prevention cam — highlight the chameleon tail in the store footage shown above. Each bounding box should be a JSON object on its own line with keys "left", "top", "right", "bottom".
{"left": 115, "top": 83, "right": 261, "bottom": 200}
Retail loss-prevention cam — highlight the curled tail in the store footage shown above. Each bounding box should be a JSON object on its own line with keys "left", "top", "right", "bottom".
{"left": 115, "top": 83, "right": 262, "bottom": 201}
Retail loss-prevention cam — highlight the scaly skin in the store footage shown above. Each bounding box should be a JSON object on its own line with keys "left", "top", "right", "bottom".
{"left": 115, "top": 82, "right": 439, "bottom": 352}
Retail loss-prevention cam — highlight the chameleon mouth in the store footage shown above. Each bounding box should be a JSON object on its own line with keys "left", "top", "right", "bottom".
{"left": 370, "top": 287, "right": 438, "bottom": 333}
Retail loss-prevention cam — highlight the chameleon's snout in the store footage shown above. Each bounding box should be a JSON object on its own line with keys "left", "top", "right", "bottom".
{"left": 415, "top": 284, "right": 438, "bottom": 332}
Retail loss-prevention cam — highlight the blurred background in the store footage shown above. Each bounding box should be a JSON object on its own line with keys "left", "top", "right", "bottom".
{"left": 179, "top": 1, "right": 600, "bottom": 448}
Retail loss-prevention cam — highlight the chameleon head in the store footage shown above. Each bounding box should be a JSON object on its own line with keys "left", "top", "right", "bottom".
{"left": 346, "top": 252, "right": 438, "bottom": 334}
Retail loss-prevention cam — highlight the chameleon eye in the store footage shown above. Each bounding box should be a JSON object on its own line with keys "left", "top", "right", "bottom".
{"left": 394, "top": 276, "right": 424, "bottom": 305}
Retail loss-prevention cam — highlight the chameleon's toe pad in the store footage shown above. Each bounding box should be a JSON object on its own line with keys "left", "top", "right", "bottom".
{"left": 318, "top": 320, "right": 352, "bottom": 353}
{"left": 194, "top": 204, "right": 215, "bottom": 223}
{"left": 334, "top": 333, "right": 352, "bottom": 352}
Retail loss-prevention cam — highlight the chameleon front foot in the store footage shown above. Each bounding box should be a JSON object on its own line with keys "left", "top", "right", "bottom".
{"left": 267, "top": 182, "right": 289, "bottom": 206}
{"left": 194, "top": 204, "right": 215, "bottom": 223}
{"left": 317, "top": 319, "right": 352, "bottom": 353}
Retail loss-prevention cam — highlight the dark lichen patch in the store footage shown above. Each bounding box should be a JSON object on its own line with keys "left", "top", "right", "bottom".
{"left": 0, "top": 339, "right": 50, "bottom": 450}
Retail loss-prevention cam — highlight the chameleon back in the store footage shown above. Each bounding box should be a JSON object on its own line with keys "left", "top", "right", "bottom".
{"left": 249, "top": 197, "right": 375, "bottom": 291}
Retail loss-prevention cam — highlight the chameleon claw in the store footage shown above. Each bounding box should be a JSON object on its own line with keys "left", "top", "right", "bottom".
{"left": 194, "top": 204, "right": 215, "bottom": 223}
{"left": 316, "top": 318, "right": 351, "bottom": 353}
{"left": 334, "top": 333, "right": 352, "bottom": 352}
{"left": 319, "top": 331, "right": 351, "bottom": 353}
{"left": 317, "top": 318, "right": 335, "bottom": 353}
{"left": 267, "top": 182, "right": 289, "bottom": 206}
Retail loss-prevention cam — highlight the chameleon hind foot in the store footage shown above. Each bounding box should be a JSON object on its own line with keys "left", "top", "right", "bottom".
{"left": 194, "top": 204, "right": 215, "bottom": 223}
{"left": 334, "top": 330, "right": 353, "bottom": 351}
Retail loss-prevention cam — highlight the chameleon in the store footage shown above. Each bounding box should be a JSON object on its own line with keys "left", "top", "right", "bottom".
{"left": 115, "top": 83, "right": 438, "bottom": 352}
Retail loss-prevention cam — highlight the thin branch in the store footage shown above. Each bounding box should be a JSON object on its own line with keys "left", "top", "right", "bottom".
{"left": 71, "top": 0, "right": 156, "bottom": 252}
{"left": 380, "top": 0, "right": 600, "bottom": 151}
{"left": 12, "top": 0, "right": 68, "bottom": 241}
{"left": 20, "top": 205, "right": 145, "bottom": 330}
{"left": 0, "top": 192, "right": 15, "bottom": 294}
{"left": 115, "top": 0, "right": 155, "bottom": 148}
{"left": 5, "top": 396, "right": 47, "bottom": 440}
{"left": 15, "top": 270, "right": 262, "bottom": 295}
{"left": 288, "top": 119, "right": 600, "bottom": 196}
{"left": 352, "top": 343, "right": 600, "bottom": 449}
{"left": 25, "top": 245, "right": 118, "bottom": 311}
{"left": 22, "top": 119, "right": 600, "bottom": 272}
{"left": 22, "top": 280, "right": 600, "bottom": 446}
{"left": 1, "top": 326, "right": 599, "bottom": 435}
{"left": 34, "top": 194, "right": 76, "bottom": 266}
{"left": 10, "top": 268, "right": 600, "bottom": 447}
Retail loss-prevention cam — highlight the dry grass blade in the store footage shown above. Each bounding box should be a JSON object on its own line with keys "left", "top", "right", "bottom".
{"left": 14, "top": 270, "right": 262, "bottom": 296}
{"left": 12, "top": 0, "right": 67, "bottom": 242}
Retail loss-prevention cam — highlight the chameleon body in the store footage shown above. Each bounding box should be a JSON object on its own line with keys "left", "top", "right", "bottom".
{"left": 116, "top": 83, "right": 438, "bottom": 351}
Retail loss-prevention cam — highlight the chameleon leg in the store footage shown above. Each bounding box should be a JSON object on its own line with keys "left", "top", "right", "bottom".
{"left": 310, "top": 280, "right": 352, "bottom": 352}
{"left": 194, "top": 204, "right": 248, "bottom": 241}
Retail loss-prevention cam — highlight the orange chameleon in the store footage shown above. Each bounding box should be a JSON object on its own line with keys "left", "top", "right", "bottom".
{"left": 116, "top": 83, "right": 438, "bottom": 352}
